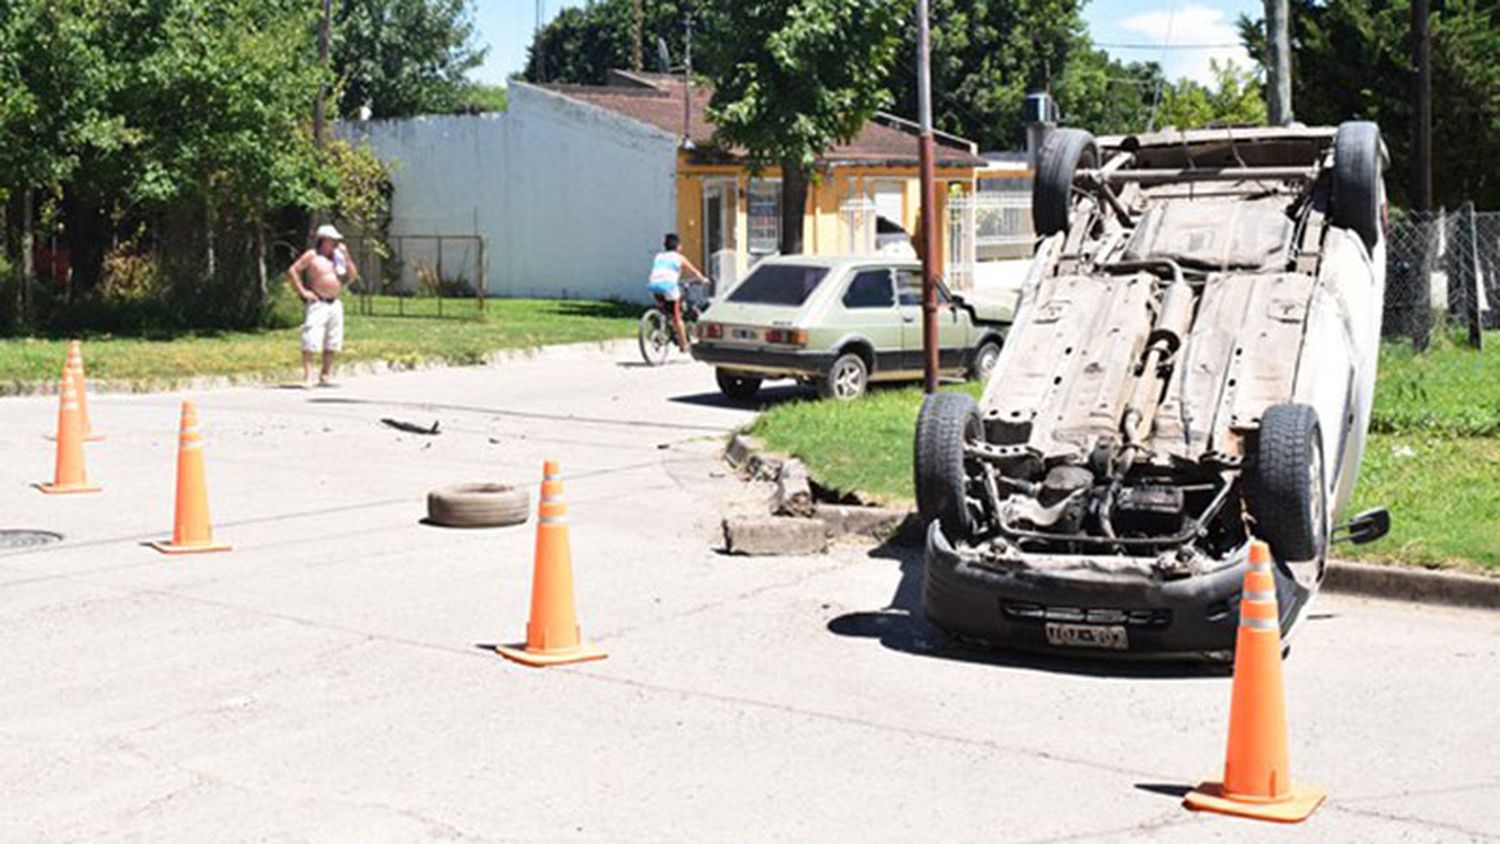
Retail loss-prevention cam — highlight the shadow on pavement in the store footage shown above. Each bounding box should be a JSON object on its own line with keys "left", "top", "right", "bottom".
{"left": 668, "top": 385, "right": 809, "bottom": 412}
{"left": 826, "top": 540, "right": 1232, "bottom": 680}
{"left": 302, "top": 396, "right": 726, "bottom": 433}
{"left": 1134, "top": 783, "right": 1194, "bottom": 800}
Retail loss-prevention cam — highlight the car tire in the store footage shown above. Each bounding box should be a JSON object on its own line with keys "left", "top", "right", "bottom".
{"left": 967, "top": 339, "right": 1001, "bottom": 383}
{"left": 427, "top": 483, "right": 531, "bottom": 528}
{"left": 1033, "top": 128, "right": 1099, "bottom": 237}
{"left": 915, "top": 392, "right": 981, "bottom": 540}
{"left": 1331, "top": 121, "right": 1384, "bottom": 251}
{"left": 817, "top": 352, "right": 868, "bottom": 401}
{"left": 638, "top": 310, "right": 672, "bottom": 367}
{"left": 715, "top": 369, "right": 762, "bottom": 401}
{"left": 1248, "top": 404, "right": 1327, "bottom": 564}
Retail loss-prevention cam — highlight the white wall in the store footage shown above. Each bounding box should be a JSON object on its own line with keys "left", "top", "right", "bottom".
{"left": 345, "top": 83, "right": 679, "bottom": 302}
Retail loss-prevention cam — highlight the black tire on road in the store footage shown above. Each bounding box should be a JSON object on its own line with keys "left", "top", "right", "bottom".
{"left": 427, "top": 483, "right": 531, "bottom": 528}
{"left": 817, "top": 352, "right": 869, "bottom": 401}
{"left": 1248, "top": 404, "right": 1327, "bottom": 564}
{"left": 638, "top": 310, "right": 671, "bottom": 367}
{"left": 915, "top": 392, "right": 981, "bottom": 540}
{"left": 1033, "top": 128, "right": 1099, "bottom": 238}
{"left": 967, "top": 339, "right": 1001, "bottom": 383}
{"left": 1331, "top": 121, "right": 1384, "bottom": 251}
{"left": 715, "top": 369, "right": 762, "bottom": 401}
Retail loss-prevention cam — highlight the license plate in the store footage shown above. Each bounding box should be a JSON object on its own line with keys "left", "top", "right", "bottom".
{"left": 731, "top": 328, "right": 758, "bottom": 341}
{"left": 1045, "top": 622, "right": 1128, "bottom": 650}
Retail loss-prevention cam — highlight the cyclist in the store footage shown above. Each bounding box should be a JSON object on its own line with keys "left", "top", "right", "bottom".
{"left": 647, "top": 233, "right": 709, "bottom": 353}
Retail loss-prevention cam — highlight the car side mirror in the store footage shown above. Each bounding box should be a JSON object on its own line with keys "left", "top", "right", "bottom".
{"left": 1332, "top": 507, "right": 1391, "bottom": 545}
{"left": 950, "top": 293, "right": 965, "bottom": 305}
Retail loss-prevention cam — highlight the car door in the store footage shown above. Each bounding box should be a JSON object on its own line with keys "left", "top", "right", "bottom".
{"left": 836, "top": 267, "right": 902, "bottom": 375}
{"left": 896, "top": 268, "right": 968, "bottom": 371}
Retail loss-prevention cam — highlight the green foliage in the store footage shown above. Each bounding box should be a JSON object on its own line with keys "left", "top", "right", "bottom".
{"left": 1239, "top": 0, "right": 1500, "bottom": 209}
{"left": 1053, "top": 44, "right": 1164, "bottom": 140}
{"left": 701, "top": 0, "right": 905, "bottom": 173}
{"left": 1154, "top": 60, "right": 1268, "bottom": 130}
{"left": 1371, "top": 329, "right": 1500, "bottom": 436}
{"left": 453, "top": 82, "right": 508, "bottom": 114}
{"left": 325, "top": 139, "right": 393, "bottom": 254}
{"left": 334, "top": 0, "right": 487, "bottom": 119}
{"left": 523, "top": 0, "right": 703, "bottom": 85}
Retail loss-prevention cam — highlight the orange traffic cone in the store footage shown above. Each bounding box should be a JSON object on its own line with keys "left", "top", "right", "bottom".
{"left": 35, "top": 375, "right": 101, "bottom": 494}
{"left": 45, "top": 341, "right": 103, "bottom": 442}
{"left": 149, "top": 401, "right": 230, "bottom": 554}
{"left": 496, "top": 460, "right": 607, "bottom": 667}
{"left": 1184, "top": 539, "right": 1324, "bottom": 823}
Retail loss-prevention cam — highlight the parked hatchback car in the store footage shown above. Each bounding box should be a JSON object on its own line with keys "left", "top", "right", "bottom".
{"left": 917, "top": 122, "right": 1392, "bottom": 659}
{"left": 692, "top": 256, "right": 1011, "bottom": 401}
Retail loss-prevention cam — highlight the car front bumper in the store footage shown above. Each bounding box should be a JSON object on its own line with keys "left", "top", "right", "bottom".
{"left": 691, "top": 342, "right": 836, "bottom": 378}
{"left": 922, "top": 522, "right": 1313, "bottom": 659}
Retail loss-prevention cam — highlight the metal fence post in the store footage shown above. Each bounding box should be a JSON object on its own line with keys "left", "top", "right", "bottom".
{"left": 1465, "top": 203, "right": 1483, "bottom": 349}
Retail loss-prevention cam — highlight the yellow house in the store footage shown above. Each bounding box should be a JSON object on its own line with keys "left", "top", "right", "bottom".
{"left": 545, "top": 71, "right": 986, "bottom": 289}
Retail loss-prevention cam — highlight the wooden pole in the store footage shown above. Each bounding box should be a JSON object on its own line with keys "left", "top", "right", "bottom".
{"left": 917, "top": 0, "right": 939, "bottom": 394}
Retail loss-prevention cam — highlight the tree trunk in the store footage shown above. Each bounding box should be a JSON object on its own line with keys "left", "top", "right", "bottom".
{"left": 255, "top": 218, "right": 268, "bottom": 314}
{"left": 779, "top": 162, "right": 809, "bottom": 255}
{"left": 205, "top": 198, "right": 217, "bottom": 283}
{"left": 20, "top": 188, "right": 34, "bottom": 318}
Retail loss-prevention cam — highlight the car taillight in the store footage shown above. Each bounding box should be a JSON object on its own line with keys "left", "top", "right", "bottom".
{"left": 700, "top": 322, "right": 723, "bottom": 340}
{"left": 764, "top": 329, "right": 808, "bottom": 347}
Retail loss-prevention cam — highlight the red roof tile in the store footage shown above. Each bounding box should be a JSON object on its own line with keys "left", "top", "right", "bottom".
{"left": 539, "top": 72, "right": 983, "bottom": 168}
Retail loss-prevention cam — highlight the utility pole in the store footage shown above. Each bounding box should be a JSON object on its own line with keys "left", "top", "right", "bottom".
{"left": 314, "top": 0, "right": 331, "bottom": 149}
{"left": 916, "top": 0, "right": 940, "bottom": 394}
{"left": 682, "top": 13, "right": 694, "bottom": 147}
{"left": 1264, "top": 0, "right": 1292, "bottom": 125}
{"left": 535, "top": 0, "right": 546, "bottom": 82}
{"left": 632, "top": 0, "right": 644, "bottom": 73}
{"left": 1410, "top": 0, "right": 1433, "bottom": 350}
{"left": 1411, "top": 0, "right": 1432, "bottom": 211}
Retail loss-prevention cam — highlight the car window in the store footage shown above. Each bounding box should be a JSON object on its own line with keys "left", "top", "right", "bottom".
{"left": 842, "top": 269, "right": 895, "bottom": 309}
{"left": 726, "top": 264, "right": 831, "bottom": 306}
{"left": 895, "top": 269, "right": 949, "bottom": 306}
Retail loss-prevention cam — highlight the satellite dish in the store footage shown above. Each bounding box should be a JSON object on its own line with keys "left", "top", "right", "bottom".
{"left": 656, "top": 37, "right": 672, "bottom": 73}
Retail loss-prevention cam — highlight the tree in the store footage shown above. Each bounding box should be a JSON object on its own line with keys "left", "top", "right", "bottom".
{"left": 523, "top": 0, "right": 702, "bottom": 85}
{"left": 886, "top": 0, "right": 1105, "bottom": 150}
{"left": 701, "top": 0, "right": 904, "bottom": 254}
{"left": 1053, "top": 44, "right": 1163, "bottom": 137}
{"left": 1154, "top": 60, "right": 1268, "bottom": 130}
{"left": 1239, "top": 0, "right": 1499, "bottom": 209}
{"left": 334, "top": 0, "right": 487, "bottom": 119}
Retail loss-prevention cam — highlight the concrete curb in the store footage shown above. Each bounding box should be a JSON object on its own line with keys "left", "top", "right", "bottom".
{"left": 0, "top": 337, "right": 638, "bottom": 398}
{"left": 1324, "top": 560, "right": 1500, "bottom": 610}
{"left": 723, "top": 434, "right": 1499, "bottom": 610}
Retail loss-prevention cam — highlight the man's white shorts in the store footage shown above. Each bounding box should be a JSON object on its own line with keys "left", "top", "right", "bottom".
{"left": 301, "top": 299, "right": 344, "bottom": 353}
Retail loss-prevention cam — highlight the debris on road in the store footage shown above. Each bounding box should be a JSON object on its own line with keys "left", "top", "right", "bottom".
{"left": 382, "top": 417, "right": 441, "bottom": 436}
{"left": 722, "top": 516, "right": 828, "bottom": 556}
{"left": 774, "top": 458, "right": 815, "bottom": 517}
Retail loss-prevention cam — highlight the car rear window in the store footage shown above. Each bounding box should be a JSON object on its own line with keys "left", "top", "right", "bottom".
{"left": 726, "top": 264, "right": 830, "bottom": 306}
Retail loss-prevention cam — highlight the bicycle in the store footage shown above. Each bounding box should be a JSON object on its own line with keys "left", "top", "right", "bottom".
{"left": 638, "top": 279, "right": 711, "bottom": 366}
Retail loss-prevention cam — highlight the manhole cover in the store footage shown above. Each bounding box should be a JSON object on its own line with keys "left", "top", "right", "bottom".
{"left": 0, "top": 529, "right": 63, "bottom": 550}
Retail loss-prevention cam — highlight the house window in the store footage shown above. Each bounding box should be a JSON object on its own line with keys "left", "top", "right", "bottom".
{"left": 747, "top": 180, "right": 781, "bottom": 258}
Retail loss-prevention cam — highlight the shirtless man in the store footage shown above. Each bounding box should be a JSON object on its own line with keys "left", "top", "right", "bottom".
{"left": 287, "top": 224, "right": 358, "bottom": 386}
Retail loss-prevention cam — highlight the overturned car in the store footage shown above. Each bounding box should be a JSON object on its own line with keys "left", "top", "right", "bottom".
{"left": 916, "top": 123, "right": 1391, "bottom": 658}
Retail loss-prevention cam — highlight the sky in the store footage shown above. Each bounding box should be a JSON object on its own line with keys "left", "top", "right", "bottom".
{"left": 470, "top": 0, "right": 1261, "bottom": 87}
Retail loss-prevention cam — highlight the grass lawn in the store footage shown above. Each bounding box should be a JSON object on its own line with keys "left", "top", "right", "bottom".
{"left": 752, "top": 332, "right": 1500, "bottom": 571}
{"left": 0, "top": 296, "right": 637, "bottom": 391}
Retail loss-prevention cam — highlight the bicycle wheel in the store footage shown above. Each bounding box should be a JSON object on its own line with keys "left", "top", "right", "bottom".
{"left": 638, "top": 309, "right": 672, "bottom": 367}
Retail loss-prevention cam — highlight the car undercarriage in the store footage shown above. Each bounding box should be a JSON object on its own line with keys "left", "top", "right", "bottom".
{"left": 916, "top": 123, "right": 1391, "bottom": 656}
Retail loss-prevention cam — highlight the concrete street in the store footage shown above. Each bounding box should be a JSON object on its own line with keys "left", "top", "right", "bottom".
{"left": 3, "top": 342, "right": 1497, "bottom": 842}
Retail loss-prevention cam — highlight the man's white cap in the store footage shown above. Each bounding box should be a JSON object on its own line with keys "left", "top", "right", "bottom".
{"left": 315, "top": 224, "right": 344, "bottom": 242}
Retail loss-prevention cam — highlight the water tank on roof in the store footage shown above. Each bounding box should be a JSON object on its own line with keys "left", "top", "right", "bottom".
{"left": 1023, "top": 92, "right": 1058, "bottom": 126}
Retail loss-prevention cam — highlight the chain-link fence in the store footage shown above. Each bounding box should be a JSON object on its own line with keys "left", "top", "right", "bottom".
{"left": 1385, "top": 205, "right": 1496, "bottom": 349}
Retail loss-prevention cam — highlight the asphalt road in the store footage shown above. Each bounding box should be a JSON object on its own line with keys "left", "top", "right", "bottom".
{"left": 3, "top": 342, "right": 1497, "bottom": 842}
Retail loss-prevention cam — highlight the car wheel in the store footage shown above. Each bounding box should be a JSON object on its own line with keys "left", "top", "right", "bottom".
{"left": 427, "top": 483, "right": 531, "bottom": 528}
{"left": 817, "top": 352, "right": 868, "bottom": 401}
{"left": 967, "top": 339, "right": 1001, "bottom": 383}
{"left": 1331, "top": 121, "right": 1385, "bottom": 251}
{"left": 1248, "top": 404, "right": 1328, "bottom": 566}
{"left": 638, "top": 310, "right": 671, "bottom": 366}
{"left": 1033, "top": 128, "right": 1099, "bottom": 237}
{"left": 915, "top": 392, "right": 982, "bottom": 539}
{"left": 715, "top": 369, "right": 762, "bottom": 401}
